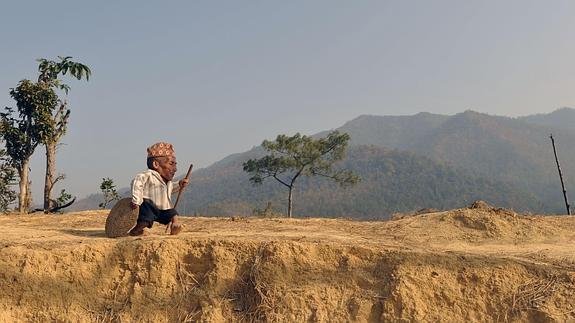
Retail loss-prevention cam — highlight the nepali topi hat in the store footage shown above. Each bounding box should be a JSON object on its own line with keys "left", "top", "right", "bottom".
{"left": 147, "top": 142, "right": 175, "bottom": 158}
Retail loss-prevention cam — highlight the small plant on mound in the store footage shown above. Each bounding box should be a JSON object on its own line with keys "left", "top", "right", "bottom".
{"left": 54, "top": 188, "right": 73, "bottom": 210}
{"left": 252, "top": 202, "right": 283, "bottom": 218}
{"left": 99, "top": 177, "right": 120, "bottom": 209}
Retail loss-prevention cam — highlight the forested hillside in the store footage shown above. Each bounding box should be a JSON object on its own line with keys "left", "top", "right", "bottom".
{"left": 176, "top": 145, "right": 542, "bottom": 218}
{"left": 336, "top": 109, "right": 575, "bottom": 213}
{"left": 327, "top": 112, "right": 449, "bottom": 148}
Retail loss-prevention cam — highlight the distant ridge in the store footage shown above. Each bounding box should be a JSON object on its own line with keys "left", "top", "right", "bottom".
{"left": 518, "top": 107, "right": 575, "bottom": 132}
{"left": 322, "top": 112, "right": 449, "bottom": 149}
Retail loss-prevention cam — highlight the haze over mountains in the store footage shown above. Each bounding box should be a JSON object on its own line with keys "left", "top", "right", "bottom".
{"left": 73, "top": 108, "right": 575, "bottom": 219}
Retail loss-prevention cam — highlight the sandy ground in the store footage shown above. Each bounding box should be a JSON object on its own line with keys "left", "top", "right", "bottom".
{"left": 0, "top": 202, "right": 574, "bottom": 322}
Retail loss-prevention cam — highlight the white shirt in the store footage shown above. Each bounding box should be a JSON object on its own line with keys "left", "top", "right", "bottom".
{"left": 131, "top": 169, "right": 179, "bottom": 210}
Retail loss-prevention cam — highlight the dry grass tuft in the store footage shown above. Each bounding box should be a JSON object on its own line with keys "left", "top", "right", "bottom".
{"left": 229, "top": 244, "right": 281, "bottom": 322}
{"left": 175, "top": 261, "right": 202, "bottom": 322}
{"left": 506, "top": 276, "right": 559, "bottom": 321}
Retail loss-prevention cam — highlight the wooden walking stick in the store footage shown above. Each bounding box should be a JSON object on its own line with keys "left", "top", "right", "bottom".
{"left": 166, "top": 163, "right": 193, "bottom": 234}
{"left": 175, "top": 163, "right": 194, "bottom": 209}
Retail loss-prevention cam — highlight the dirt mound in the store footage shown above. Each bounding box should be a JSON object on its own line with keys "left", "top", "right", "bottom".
{"left": 0, "top": 208, "right": 574, "bottom": 322}
{"left": 468, "top": 199, "right": 494, "bottom": 209}
{"left": 385, "top": 202, "right": 570, "bottom": 247}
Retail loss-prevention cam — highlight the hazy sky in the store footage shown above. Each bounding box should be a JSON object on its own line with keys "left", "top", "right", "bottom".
{"left": 1, "top": 1, "right": 575, "bottom": 202}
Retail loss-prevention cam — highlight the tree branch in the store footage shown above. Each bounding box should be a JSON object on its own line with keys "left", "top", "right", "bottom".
{"left": 47, "top": 174, "right": 65, "bottom": 194}
{"left": 52, "top": 174, "right": 65, "bottom": 186}
{"left": 290, "top": 166, "right": 305, "bottom": 186}
{"left": 309, "top": 171, "right": 339, "bottom": 180}
{"left": 273, "top": 174, "right": 291, "bottom": 188}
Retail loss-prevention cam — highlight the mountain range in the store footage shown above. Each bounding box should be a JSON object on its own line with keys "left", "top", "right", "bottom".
{"left": 72, "top": 108, "right": 575, "bottom": 218}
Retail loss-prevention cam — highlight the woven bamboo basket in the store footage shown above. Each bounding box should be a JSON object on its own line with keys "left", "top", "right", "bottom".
{"left": 105, "top": 198, "right": 139, "bottom": 238}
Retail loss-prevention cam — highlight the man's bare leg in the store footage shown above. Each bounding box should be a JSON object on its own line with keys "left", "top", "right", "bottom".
{"left": 169, "top": 216, "right": 183, "bottom": 235}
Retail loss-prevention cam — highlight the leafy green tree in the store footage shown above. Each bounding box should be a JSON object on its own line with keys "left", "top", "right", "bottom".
{"left": 1, "top": 56, "right": 89, "bottom": 213}
{"left": 243, "top": 131, "right": 359, "bottom": 217}
{"left": 1, "top": 80, "right": 58, "bottom": 212}
{"left": 36, "top": 56, "right": 90, "bottom": 211}
{"left": 0, "top": 148, "right": 17, "bottom": 212}
{"left": 99, "top": 177, "right": 120, "bottom": 209}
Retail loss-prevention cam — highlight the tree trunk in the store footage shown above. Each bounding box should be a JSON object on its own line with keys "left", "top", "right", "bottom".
{"left": 287, "top": 186, "right": 293, "bottom": 218}
{"left": 17, "top": 160, "right": 30, "bottom": 213}
{"left": 44, "top": 142, "right": 56, "bottom": 211}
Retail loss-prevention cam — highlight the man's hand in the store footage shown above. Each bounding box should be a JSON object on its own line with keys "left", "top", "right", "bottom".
{"left": 131, "top": 202, "right": 139, "bottom": 210}
{"left": 179, "top": 178, "right": 189, "bottom": 189}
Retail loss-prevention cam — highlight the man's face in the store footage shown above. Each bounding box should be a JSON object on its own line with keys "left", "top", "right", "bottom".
{"left": 154, "top": 156, "right": 177, "bottom": 182}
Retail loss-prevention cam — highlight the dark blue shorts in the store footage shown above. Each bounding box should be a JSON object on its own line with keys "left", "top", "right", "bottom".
{"left": 138, "top": 198, "right": 178, "bottom": 228}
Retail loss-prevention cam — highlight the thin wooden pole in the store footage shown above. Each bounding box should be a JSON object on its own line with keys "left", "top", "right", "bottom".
{"left": 166, "top": 164, "right": 193, "bottom": 234}
{"left": 174, "top": 164, "right": 193, "bottom": 209}
{"left": 550, "top": 134, "right": 571, "bottom": 215}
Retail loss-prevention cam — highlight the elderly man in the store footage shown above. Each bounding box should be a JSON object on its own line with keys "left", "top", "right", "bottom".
{"left": 128, "top": 142, "right": 189, "bottom": 236}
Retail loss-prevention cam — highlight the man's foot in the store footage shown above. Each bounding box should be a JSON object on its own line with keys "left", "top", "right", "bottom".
{"left": 129, "top": 221, "right": 150, "bottom": 236}
{"left": 130, "top": 229, "right": 149, "bottom": 236}
{"left": 170, "top": 223, "right": 183, "bottom": 235}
